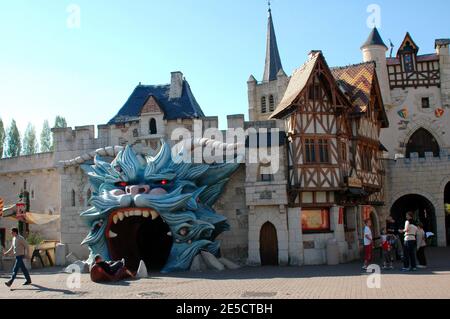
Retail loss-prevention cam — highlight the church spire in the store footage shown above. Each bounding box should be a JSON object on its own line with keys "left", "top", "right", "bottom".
{"left": 262, "top": 2, "right": 283, "bottom": 82}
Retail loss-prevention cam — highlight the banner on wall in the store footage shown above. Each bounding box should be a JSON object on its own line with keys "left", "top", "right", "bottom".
{"left": 363, "top": 206, "right": 372, "bottom": 221}
{"left": 338, "top": 207, "right": 344, "bottom": 225}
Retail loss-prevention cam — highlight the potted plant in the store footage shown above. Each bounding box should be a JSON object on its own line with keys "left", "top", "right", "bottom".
{"left": 26, "top": 232, "right": 44, "bottom": 260}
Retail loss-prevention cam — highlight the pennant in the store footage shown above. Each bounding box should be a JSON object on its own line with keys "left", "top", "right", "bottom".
{"left": 435, "top": 108, "right": 444, "bottom": 118}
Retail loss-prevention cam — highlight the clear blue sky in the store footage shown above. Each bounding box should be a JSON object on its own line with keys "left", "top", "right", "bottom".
{"left": 0, "top": 0, "right": 449, "bottom": 136}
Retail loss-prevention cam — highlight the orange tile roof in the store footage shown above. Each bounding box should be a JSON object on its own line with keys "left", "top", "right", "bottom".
{"left": 331, "top": 62, "right": 376, "bottom": 114}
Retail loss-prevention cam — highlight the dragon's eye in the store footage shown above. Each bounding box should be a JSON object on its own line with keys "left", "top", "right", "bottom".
{"left": 115, "top": 182, "right": 128, "bottom": 187}
{"left": 160, "top": 180, "right": 168, "bottom": 186}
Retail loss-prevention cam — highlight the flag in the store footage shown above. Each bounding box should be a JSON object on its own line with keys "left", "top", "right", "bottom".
{"left": 0, "top": 198, "right": 3, "bottom": 216}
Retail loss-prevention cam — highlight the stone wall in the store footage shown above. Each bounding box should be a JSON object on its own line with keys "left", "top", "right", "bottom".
{"left": 385, "top": 151, "right": 450, "bottom": 246}
{"left": 214, "top": 165, "right": 248, "bottom": 262}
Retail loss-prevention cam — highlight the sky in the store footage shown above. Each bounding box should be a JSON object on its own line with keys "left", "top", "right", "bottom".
{"left": 0, "top": 0, "right": 449, "bottom": 138}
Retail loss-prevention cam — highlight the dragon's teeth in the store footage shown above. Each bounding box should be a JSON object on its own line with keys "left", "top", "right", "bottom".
{"left": 118, "top": 212, "right": 124, "bottom": 221}
{"left": 113, "top": 215, "right": 119, "bottom": 224}
{"left": 124, "top": 211, "right": 130, "bottom": 217}
{"left": 135, "top": 210, "right": 142, "bottom": 216}
{"left": 109, "top": 230, "right": 118, "bottom": 238}
{"left": 142, "top": 211, "right": 150, "bottom": 218}
{"left": 150, "top": 210, "right": 159, "bottom": 220}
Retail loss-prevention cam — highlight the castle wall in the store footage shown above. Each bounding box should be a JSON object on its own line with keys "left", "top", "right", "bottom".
{"left": 380, "top": 85, "right": 448, "bottom": 158}
{"left": 385, "top": 152, "right": 449, "bottom": 247}
{"left": 0, "top": 153, "right": 60, "bottom": 242}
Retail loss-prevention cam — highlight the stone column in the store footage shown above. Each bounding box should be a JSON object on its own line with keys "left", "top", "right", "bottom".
{"left": 287, "top": 207, "right": 303, "bottom": 266}
{"left": 330, "top": 205, "right": 348, "bottom": 263}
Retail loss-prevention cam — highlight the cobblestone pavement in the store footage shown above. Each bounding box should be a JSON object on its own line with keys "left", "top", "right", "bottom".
{"left": 0, "top": 248, "right": 449, "bottom": 299}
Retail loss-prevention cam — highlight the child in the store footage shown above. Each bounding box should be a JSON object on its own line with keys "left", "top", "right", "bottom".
{"left": 381, "top": 229, "right": 394, "bottom": 270}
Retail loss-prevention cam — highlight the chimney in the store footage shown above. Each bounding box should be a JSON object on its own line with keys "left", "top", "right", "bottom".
{"left": 169, "top": 71, "right": 184, "bottom": 99}
{"left": 308, "top": 50, "right": 322, "bottom": 60}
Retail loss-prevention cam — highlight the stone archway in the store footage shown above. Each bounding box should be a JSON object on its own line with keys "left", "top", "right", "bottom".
{"left": 391, "top": 194, "right": 437, "bottom": 246}
{"left": 259, "top": 222, "right": 279, "bottom": 266}
{"left": 444, "top": 182, "right": 450, "bottom": 246}
{"left": 405, "top": 128, "right": 440, "bottom": 158}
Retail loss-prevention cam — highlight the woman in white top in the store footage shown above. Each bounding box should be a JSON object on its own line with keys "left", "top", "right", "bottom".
{"left": 399, "top": 212, "right": 418, "bottom": 271}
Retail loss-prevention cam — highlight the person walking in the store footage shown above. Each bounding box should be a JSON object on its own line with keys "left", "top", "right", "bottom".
{"left": 3, "top": 228, "right": 32, "bottom": 287}
{"left": 399, "top": 212, "right": 418, "bottom": 272}
{"left": 416, "top": 222, "right": 427, "bottom": 269}
{"left": 362, "top": 219, "right": 373, "bottom": 271}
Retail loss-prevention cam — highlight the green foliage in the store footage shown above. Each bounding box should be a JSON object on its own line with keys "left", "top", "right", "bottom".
{"left": 54, "top": 115, "right": 67, "bottom": 129}
{"left": 0, "top": 117, "right": 4, "bottom": 158}
{"left": 40, "top": 120, "right": 52, "bottom": 152}
{"left": 26, "top": 231, "right": 44, "bottom": 246}
{"left": 22, "top": 123, "right": 39, "bottom": 155}
{"left": 5, "top": 119, "right": 21, "bottom": 158}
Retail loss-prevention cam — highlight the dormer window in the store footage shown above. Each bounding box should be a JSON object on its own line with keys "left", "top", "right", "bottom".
{"left": 261, "top": 96, "right": 267, "bottom": 113}
{"left": 403, "top": 53, "right": 414, "bottom": 73}
{"left": 149, "top": 118, "right": 157, "bottom": 135}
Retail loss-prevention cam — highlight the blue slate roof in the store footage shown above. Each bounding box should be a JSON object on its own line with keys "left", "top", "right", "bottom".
{"left": 361, "top": 27, "right": 388, "bottom": 50}
{"left": 108, "top": 80, "right": 205, "bottom": 124}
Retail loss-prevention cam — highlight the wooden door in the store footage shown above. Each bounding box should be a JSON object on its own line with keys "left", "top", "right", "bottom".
{"left": 260, "top": 222, "right": 279, "bottom": 266}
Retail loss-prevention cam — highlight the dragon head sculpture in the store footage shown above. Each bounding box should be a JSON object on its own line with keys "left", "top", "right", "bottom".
{"left": 80, "top": 140, "right": 240, "bottom": 273}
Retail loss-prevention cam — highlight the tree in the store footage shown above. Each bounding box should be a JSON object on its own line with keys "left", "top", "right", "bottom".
{"left": 22, "top": 123, "right": 38, "bottom": 155}
{"left": 54, "top": 116, "right": 67, "bottom": 128}
{"left": 0, "top": 117, "right": 5, "bottom": 158}
{"left": 40, "top": 120, "right": 52, "bottom": 152}
{"left": 5, "top": 119, "right": 21, "bottom": 157}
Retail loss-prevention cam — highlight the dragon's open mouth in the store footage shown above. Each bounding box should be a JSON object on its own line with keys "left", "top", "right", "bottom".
{"left": 106, "top": 208, "right": 173, "bottom": 272}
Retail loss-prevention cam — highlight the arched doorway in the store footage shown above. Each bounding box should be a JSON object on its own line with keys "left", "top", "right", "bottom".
{"left": 444, "top": 183, "right": 450, "bottom": 246}
{"left": 259, "top": 222, "right": 278, "bottom": 266}
{"left": 406, "top": 128, "right": 440, "bottom": 158}
{"left": 370, "top": 210, "right": 380, "bottom": 240}
{"left": 391, "top": 194, "right": 437, "bottom": 246}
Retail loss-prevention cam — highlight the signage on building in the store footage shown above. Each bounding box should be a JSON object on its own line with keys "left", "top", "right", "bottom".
{"left": 347, "top": 176, "right": 363, "bottom": 188}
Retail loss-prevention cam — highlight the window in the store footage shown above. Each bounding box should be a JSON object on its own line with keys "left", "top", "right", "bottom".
{"left": 304, "top": 138, "right": 330, "bottom": 164}
{"left": 71, "top": 190, "right": 76, "bottom": 207}
{"left": 309, "top": 84, "right": 321, "bottom": 100}
{"left": 133, "top": 129, "right": 139, "bottom": 137}
{"left": 360, "top": 146, "right": 373, "bottom": 172}
{"left": 421, "top": 97, "right": 430, "bottom": 109}
{"left": 301, "top": 208, "right": 331, "bottom": 232}
{"left": 261, "top": 96, "right": 267, "bottom": 113}
{"left": 318, "top": 139, "right": 330, "bottom": 163}
{"left": 30, "top": 189, "right": 35, "bottom": 200}
{"left": 24, "top": 180, "right": 27, "bottom": 191}
{"left": 403, "top": 53, "right": 414, "bottom": 73}
{"left": 305, "top": 138, "right": 316, "bottom": 163}
{"left": 260, "top": 174, "right": 274, "bottom": 182}
{"left": 406, "top": 128, "right": 440, "bottom": 158}
{"left": 149, "top": 118, "right": 157, "bottom": 135}
{"left": 269, "top": 95, "right": 275, "bottom": 112}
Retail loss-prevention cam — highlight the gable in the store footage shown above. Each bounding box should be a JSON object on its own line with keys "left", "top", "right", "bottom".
{"left": 397, "top": 32, "right": 419, "bottom": 57}
{"left": 141, "top": 95, "right": 163, "bottom": 115}
{"left": 270, "top": 52, "right": 350, "bottom": 119}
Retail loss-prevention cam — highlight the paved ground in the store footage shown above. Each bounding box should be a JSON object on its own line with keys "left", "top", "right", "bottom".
{"left": 0, "top": 248, "right": 449, "bottom": 299}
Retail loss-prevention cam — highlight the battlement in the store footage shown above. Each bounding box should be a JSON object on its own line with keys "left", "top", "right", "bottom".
{"left": 387, "top": 151, "right": 450, "bottom": 168}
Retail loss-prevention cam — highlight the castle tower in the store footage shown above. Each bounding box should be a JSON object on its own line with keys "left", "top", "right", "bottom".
{"left": 248, "top": 4, "right": 289, "bottom": 121}
{"left": 361, "top": 27, "right": 391, "bottom": 105}
{"left": 436, "top": 39, "right": 450, "bottom": 108}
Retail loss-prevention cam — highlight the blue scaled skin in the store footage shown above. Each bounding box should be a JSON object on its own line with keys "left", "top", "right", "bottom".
{"left": 79, "top": 141, "right": 240, "bottom": 273}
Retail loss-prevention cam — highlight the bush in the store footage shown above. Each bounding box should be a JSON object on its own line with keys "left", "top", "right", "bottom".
{"left": 27, "top": 232, "right": 44, "bottom": 246}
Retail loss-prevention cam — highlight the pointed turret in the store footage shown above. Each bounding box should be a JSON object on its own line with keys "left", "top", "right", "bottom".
{"left": 361, "top": 27, "right": 391, "bottom": 105}
{"left": 262, "top": 6, "right": 284, "bottom": 82}
{"left": 361, "top": 27, "right": 388, "bottom": 50}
